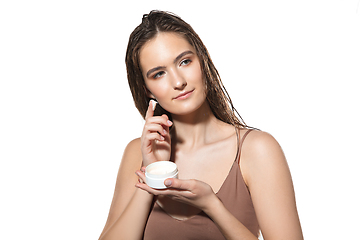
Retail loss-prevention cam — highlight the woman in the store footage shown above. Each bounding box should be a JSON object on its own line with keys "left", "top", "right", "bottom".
{"left": 99, "top": 10, "right": 303, "bottom": 240}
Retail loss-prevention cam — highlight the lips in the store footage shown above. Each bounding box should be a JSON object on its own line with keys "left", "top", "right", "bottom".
{"left": 173, "top": 89, "right": 194, "bottom": 100}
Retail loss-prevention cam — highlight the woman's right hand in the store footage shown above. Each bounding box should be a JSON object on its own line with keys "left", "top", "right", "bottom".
{"left": 141, "top": 100, "right": 173, "bottom": 166}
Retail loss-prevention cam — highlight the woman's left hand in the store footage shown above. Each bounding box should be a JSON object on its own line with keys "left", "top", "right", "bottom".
{"left": 135, "top": 167, "right": 218, "bottom": 212}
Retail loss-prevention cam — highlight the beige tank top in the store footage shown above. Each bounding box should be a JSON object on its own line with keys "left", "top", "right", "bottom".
{"left": 143, "top": 129, "right": 260, "bottom": 239}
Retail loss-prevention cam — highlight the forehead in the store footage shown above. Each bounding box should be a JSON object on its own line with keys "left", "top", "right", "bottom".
{"left": 140, "top": 32, "right": 195, "bottom": 70}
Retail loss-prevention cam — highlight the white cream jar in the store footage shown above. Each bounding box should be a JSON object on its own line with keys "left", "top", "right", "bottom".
{"left": 145, "top": 161, "right": 178, "bottom": 189}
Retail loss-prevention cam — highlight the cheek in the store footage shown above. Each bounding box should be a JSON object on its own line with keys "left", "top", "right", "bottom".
{"left": 146, "top": 80, "right": 169, "bottom": 99}
{"left": 186, "top": 62, "right": 204, "bottom": 88}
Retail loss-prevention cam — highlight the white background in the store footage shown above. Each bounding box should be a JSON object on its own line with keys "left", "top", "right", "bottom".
{"left": 1, "top": 0, "right": 359, "bottom": 239}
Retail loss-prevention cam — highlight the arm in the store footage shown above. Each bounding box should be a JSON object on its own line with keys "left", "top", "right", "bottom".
{"left": 241, "top": 131, "right": 303, "bottom": 240}
{"left": 204, "top": 198, "right": 258, "bottom": 240}
{"left": 99, "top": 101, "right": 172, "bottom": 240}
{"left": 98, "top": 139, "right": 154, "bottom": 240}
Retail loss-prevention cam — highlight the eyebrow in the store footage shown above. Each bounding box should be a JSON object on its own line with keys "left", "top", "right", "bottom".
{"left": 146, "top": 50, "right": 194, "bottom": 78}
{"left": 173, "top": 50, "right": 194, "bottom": 64}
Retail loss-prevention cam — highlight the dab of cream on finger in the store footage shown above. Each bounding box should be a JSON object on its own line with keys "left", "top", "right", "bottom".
{"left": 150, "top": 100, "right": 157, "bottom": 111}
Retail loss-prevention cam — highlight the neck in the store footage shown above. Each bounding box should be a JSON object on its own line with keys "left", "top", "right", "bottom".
{"left": 170, "top": 102, "right": 222, "bottom": 149}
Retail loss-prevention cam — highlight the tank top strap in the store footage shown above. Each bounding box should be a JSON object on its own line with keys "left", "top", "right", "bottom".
{"left": 235, "top": 129, "right": 253, "bottom": 164}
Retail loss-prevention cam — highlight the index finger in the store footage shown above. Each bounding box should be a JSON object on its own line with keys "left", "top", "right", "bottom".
{"left": 145, "top": 99, "right": 157, "bottom": 120}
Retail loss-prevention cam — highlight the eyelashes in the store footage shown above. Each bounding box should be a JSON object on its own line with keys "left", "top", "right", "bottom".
{"left": 151, "top": 59, "right": 192, "bottom": 79}
{"left": 153, "top": 71, "right": 165, "bottom": 79}
{"left": 180, "top": 59, "right": 192, "bottom": 66}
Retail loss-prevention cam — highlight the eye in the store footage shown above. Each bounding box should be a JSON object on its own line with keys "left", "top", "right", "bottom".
{"left": 153, "top": 71, "right": 165, "bottom": 79}
{"left": 180, "top": 59, "right": 191, "bottom": 66}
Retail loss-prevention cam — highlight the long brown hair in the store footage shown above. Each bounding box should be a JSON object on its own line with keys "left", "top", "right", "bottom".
{"left": 125, "top": 10, "right": 247, "bottom": 128}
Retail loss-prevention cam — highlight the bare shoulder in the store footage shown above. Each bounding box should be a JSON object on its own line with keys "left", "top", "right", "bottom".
{"left": 119, "top": 137, "right": 142, "bottom": 171}
{"left": 123, "top": 138, "right": 142, "bottom": 160}
{"left": 240, "top": 130, "right": 288, "bottom": 186}
{"left": 114, "top": 137, "right": 142, "bottom": 192}
{"left": 115, "top": 137, "right": 142, "bottom": 193}
{"left": 116, "top": 138, "right": 142, "bottom": 190}
{"left": 124, "top": 137, "right": 141, "bottom": 154}
{"left": 243, "top": 130, "right": 283, "bottom": 155}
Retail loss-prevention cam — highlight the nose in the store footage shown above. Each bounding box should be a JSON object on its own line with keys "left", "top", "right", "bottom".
{"left": 174, "top": 81, "right": 187, "bottom": 90}
{"left": 171, "top": 69, "right": 187, "bottom": 90}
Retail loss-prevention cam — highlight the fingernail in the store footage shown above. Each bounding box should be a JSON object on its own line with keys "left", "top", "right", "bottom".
{"left": 163, "top": 129, "right": 167, "bottom": 135}
{"left": 159, "top": 136, "right": 165, "bottom": 141}
{"left": 164, "top": 179, "right": 172, "bottom": 186}
{"left": 167, "top": 120, "right": 172, "bottom": 126}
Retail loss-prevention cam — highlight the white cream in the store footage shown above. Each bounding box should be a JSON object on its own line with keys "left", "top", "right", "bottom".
{"left": 150, "top": 99, "right": 157, "bottom": 111}
{"left": 147, "top": 167, "right": 173, "bottom": 175}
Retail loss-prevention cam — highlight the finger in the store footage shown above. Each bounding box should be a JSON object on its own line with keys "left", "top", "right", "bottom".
{"left": 163, "top": 114, "right": 173, "bottom": 127}
{"left": 144, "top": 123, "right": 168, "bottom": 137}
{"left": 147, "top": 115, "right": 173, "bottom": 127}
{"left": 147, "top": 132, "right": 165, "bottom": 141}
{"left": 145, "top": 100, "right": 157, "bottom": 120}
{"left": 135, "top": 170, "right": 146, "bottom": 183}
{"left": 135, "top": 180, "right": 193, "bottom": 199}
{"left": 135, "top": 182, "right": 155, "bottom": 195}
{"left": 135, "top": 182, "right": 161, "bottom": 195}
{"left": 164, "top": 178, "right": 195, "bottom": 191}
{"left": 161, "top": 114, "right": 172, "bottom": 132}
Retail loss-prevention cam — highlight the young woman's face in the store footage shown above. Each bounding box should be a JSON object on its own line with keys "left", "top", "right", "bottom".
{"left": 140, "top": 32, "right": 206, "bottom": 116}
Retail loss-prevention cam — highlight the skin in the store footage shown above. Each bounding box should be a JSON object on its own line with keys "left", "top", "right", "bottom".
{"left": 99, "top": 32, "right": 303, "bottom": 240}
